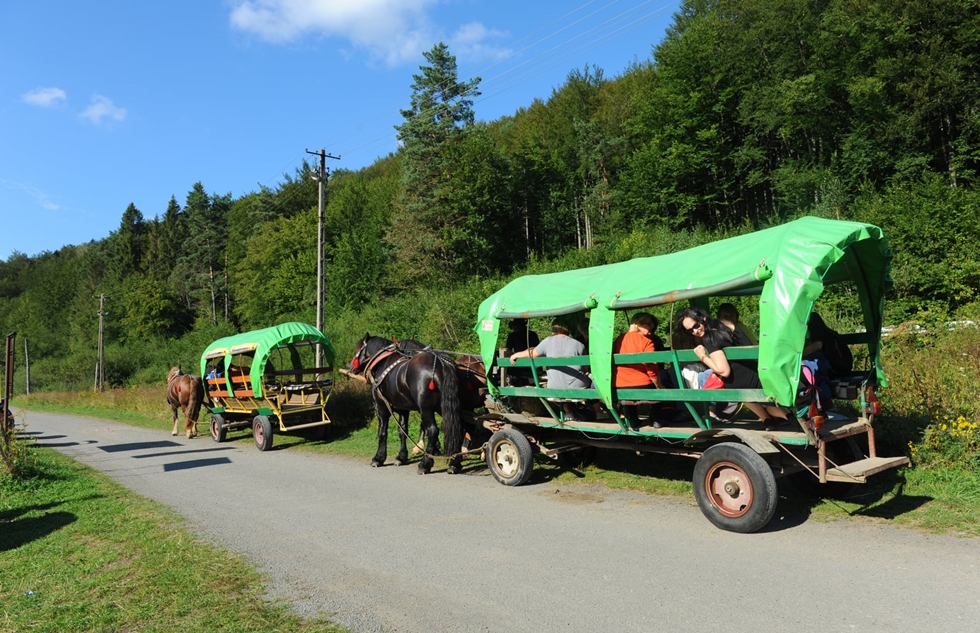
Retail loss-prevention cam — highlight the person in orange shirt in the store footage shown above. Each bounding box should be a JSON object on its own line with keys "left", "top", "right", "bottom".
{"left": 614, "top": 312, "right": 663, "bottom": 428}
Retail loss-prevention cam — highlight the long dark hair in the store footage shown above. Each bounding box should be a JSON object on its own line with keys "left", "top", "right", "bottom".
{"left": 701, "top": 317, "right": 737, "bottom": 350}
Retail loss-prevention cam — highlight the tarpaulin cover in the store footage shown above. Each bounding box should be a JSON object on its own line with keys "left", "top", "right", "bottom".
{"left": 475, "top": 217, "right": 891, "bottom": 406}
{"left": 199, "top": 322, "right": 335, "bottom": 398}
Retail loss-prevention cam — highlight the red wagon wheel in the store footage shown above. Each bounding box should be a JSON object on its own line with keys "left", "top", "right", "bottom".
{"left": 693, "top": 442, "right": 777, "bottom": 533}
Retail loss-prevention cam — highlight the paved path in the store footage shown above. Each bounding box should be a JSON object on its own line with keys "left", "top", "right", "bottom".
{"left": 16, "top": 409, "right": 980, "bottom": 633}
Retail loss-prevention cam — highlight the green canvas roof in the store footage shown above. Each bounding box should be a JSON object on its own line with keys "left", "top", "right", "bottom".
{"left": 475, "top": 217, "right": 891, "bottom": 406}
{"left": 200, "top": 322, "right": 335, "bottom": 398}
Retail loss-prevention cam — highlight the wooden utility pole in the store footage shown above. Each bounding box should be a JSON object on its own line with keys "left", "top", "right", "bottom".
{"left": 95, "top": 294, "right": 106, "bottom": 392}
{"left": 305, "top": 148, "right": 339, "bottom": 369}
{"left": 23, "top": 338, "right": 29, "bottom": 396}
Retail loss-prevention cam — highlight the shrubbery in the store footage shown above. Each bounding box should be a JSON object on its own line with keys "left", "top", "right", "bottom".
{"left": 876, "top": 312, "right": 980, "bottom": 472}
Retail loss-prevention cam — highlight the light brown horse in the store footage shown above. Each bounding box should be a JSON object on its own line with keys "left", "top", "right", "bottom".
{"left": 167, "top": 367, "right": 204, "bottom": 438}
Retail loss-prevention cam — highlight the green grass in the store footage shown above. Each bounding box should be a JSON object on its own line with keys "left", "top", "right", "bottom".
{"left": 0, "top": 445, "right": 347, "bottom": 633}
{"left": 17, "top": 383, "right": 980, "bottom": 538}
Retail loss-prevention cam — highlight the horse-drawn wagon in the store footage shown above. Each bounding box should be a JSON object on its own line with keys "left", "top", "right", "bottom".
{"left": 473, "top": 217, "right": 909, "bottom": 533}
{"left": 200, "top": 322, "right": 335, "bottom": 451}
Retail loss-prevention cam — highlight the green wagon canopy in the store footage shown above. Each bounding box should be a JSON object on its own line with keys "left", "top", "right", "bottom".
{"left": 475, "top": 217, "right": 891, "bottom": 406}
{"left": 199, "top": 322, "right": 335, "bottom": 399}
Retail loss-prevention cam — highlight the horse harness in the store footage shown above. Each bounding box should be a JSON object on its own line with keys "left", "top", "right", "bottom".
{"left": 167, "top": 370, "right": 182, "bottom": 403}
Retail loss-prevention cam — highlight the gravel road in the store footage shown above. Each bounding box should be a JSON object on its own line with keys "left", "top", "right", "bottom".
{"left": 17, "top": 409, "right": 980, "bottom": 633}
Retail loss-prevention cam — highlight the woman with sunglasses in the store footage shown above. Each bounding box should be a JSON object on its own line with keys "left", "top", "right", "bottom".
{"left": 677, "top": 307, "right": 710, "bottom": 344}
{"left": 681, "top": 311, "right": 788, "bottom": 430}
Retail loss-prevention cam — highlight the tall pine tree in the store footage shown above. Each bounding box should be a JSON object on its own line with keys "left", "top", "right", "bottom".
{"left": 388, "top": 42, "right": 481, "bottom": 285}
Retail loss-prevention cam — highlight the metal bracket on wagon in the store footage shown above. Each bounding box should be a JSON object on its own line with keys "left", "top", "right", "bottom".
{"left": 683, "top": 428, "right": 781, "bottom": 455}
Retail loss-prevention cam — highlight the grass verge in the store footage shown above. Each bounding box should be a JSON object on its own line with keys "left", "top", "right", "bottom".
{"left": 0, "top": 444, "right": 347, "bottom": 633}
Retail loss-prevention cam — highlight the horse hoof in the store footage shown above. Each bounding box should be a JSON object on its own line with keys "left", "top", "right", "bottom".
{"left": 371, "top": 459, "right": 384, "bottom": 468}
{"left": 171, "top": 432, "right": 178, "bottom": 436}
{"left": 417, "top": 465, "right": 431, "bottom": 475}
{"left": 447, "top": 464, "right": 460, "bottom": 475}
{"left": 395, "top": 457, "right": 409, "bottom": 466}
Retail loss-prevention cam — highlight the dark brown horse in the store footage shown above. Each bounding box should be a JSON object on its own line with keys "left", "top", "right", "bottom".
{"left": 167, "top": 367, "right": 203, "bottom": 439}
{"left": 349, "top": 334, "right": 463, "bottom": 474}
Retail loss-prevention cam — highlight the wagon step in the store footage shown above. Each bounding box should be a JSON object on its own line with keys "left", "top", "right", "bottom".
{"left": 825, "top": 456, "right": 909, "bottom": 483}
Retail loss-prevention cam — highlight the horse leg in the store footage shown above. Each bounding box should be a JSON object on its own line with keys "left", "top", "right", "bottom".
{"left": 171, "top": 403, "right": 180, "bottom": 436}
{"left": 184, "top": 405, "right": 197, "bottom": 439}
{"left": 394, "top": 411, "right": 411, "bottom": 466}
{"left": 371, "top": 403, "right": 391, "bottom": 467}
{"left": 417, "top": 410, "right": 440, "bottom": 475}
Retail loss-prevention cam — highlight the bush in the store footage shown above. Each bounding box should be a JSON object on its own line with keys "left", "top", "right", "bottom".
{"left": 876, "top": 318, "right": 980, "bottom": 466}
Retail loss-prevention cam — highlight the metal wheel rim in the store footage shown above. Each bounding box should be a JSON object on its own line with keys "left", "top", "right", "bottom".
{"left": 703, "top": 460, "right": 753, "bottom": 518}
{"left": 491, "top": 440, "right": 520, "bottom": 478}
{"left": 210, "top": 418, "right": 219, "bottom": 439}
{"left": 254, "top": 422, "right": 265, "bottom": 445}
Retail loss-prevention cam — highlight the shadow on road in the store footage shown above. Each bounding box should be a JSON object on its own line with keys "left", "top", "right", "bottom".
{"left": 163, "top": 456, "right": 233, "bottom": 472}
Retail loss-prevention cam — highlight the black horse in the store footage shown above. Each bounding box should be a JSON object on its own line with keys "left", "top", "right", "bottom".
{"left": 349, "top": 334, "right": 464, "bottom": 474}
{"left": 393, "top": 337, "right": 487, "bottom": 412}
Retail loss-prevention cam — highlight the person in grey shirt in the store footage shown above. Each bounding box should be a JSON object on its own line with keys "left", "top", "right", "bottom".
{"left": 510, "top": 319, "right": 590, "bottom": 390}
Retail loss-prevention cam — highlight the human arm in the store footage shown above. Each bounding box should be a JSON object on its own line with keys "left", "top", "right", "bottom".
{"left": 803, "top": 339, "right": 823, "bottom": 356}
{"left": 693, "top": 344, "right": 731, "bottom": 378}
{"left": 509, "top": 347, "right": 539, "bottom": 364}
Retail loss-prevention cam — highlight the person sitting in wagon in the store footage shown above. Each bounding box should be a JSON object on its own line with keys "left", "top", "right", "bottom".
{"left": 690, "top": 318, "right": 789, "bottom": 430}
{"left": 717, "top": 302, "right": 757, "bottom": 345}
{"left": 509, "top": 318, "right": 592, "bottom": 420}
{"left": 613, "top": 312, "right": 663, "bottom": 428}
{"left": 504, "top": 318, "right": 540, "bottom": 386}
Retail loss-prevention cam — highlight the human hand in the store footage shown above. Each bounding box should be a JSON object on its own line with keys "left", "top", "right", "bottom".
{"left": 693, "top": 344, "right": 706, "bottom": 358}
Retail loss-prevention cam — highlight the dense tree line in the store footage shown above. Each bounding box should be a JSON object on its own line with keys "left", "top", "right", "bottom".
{"left": 2, "top": 0, "right": 979, "bottom": 391}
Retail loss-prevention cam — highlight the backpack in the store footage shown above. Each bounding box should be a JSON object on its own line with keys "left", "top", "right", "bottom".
{"left": 798, "top": 359, "right": 833, "bottom": 411}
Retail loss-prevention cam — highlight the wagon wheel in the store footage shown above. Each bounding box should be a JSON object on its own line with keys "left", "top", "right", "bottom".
{"left": 210, "top": 413, "right": 227, "bottom": 443}
{"left": 486, "top": 428, "right": 534, "bottom": 486}
{"left": 693, "top": 442, "right": 778, "bottom": 533}
{"left": 790, "top": 437, "right": 863, "bottom": 499}
{"left": 252, "top": 415, "right": 274, "bottom": 451}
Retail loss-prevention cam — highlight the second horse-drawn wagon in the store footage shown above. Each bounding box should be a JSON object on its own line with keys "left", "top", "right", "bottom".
{"left": 472, "top": 217, "right": 909, "bottom": 533}
{"left": 201, "top": 322, "right": 335, "bottom": 451}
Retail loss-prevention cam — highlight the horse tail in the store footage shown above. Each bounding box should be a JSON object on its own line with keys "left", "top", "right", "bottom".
{"left": 438, "top": 355, "right": 463, "bottom": 457}
{"left": 186, "top": 375, "right": 204, "bottom": 430}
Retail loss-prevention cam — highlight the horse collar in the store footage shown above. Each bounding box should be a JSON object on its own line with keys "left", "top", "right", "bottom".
{"left": 369, "top": 354, "right": 411, "bottom": 387}
{"left": 363, "top": 348, "right": 396, "bottom": 379}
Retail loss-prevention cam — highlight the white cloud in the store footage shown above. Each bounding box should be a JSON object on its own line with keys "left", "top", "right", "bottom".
{"left": 229, "top": 0, "right": 503, "bottom": 66}
{"left": 22, "top": 87, "right": 67, "bottom": 107}
{"left": 450, "top": 22, "right": 510, "bottom": 61}
{"left": 79, "top": 95, "right": 127, "bottom": 126}
{"left": 1, "top": 178, "right": 61, "bottom": 211}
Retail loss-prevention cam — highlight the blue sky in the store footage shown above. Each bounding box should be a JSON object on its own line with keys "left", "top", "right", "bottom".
{"left": 1, "top": 0, "right": 679, "bottom": 261}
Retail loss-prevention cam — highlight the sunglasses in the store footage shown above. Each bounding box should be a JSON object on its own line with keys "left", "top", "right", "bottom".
{"left": 684, "top": 321, "right": 703, "bottom": 335}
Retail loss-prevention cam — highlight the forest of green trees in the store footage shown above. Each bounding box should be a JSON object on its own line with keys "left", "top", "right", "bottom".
{"left": 2, "top": 0, "right": 979, "bottom": 392}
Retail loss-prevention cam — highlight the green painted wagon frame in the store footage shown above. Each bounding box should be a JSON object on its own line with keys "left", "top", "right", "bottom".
{"left": 473, "top": 217, "right": 908, "bottom": 532}
{"left": 200, "top": 322, "right": 336, "bottom": 451}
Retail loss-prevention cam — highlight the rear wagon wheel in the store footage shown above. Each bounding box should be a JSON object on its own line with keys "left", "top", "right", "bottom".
{"left": 253, "top": 415, "right": 274, "bottom": 451}
{"left": 693, "top": 442, "right": 777, "bottom": 533}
